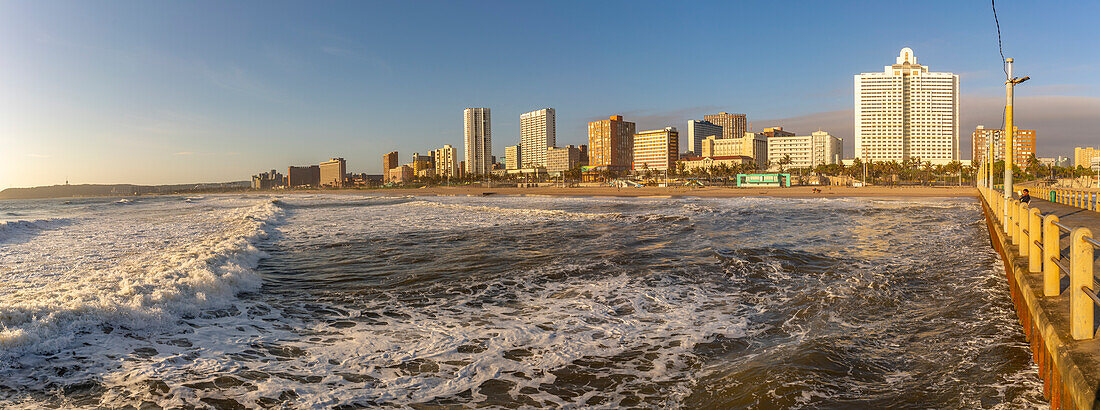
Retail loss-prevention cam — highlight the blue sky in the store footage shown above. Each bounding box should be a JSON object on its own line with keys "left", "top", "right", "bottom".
{"left": 2, "top": 0, "right": 1099, "bottom": 188}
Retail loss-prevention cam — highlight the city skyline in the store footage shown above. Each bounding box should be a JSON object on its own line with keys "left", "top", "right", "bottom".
{"left": 3, "top": 1, "right": 1100, "bottom": 189}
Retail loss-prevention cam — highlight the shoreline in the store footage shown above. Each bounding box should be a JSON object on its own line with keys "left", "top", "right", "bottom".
{"left": 0, "top": 185, "right": 980, "bottom": 201}
{"left": 284, "top": 185, "right": 978, "bottom": 199}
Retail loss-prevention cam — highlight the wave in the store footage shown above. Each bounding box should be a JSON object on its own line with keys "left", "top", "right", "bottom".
{"left": 0, "top": 218, "right": 72, "bottom": 243}
{"left": 0, "top": 200, "right": 284, "bottom": 353}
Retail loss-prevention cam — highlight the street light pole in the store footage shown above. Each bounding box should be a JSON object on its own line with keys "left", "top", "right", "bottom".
{"left": 1003, "top": 58, "right": 1029, "bottom": 219}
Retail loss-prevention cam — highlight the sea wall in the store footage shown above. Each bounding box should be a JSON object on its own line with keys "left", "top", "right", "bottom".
{"left": 980, "top": 193, "right": 1100, "bottom": 409}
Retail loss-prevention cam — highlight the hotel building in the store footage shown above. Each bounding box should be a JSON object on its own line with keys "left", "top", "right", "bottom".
{"left": 632, "top": 127, "right": 679, "bottom": 171}
{"left": 1076, "top": 147, "right": 1100, "bottom": 168}
{"left": 287, "top": 165, "right": 320, "bottom": 187}
{"left": 434, "top": 144, "right": 458, "bottom": 178}
{"left": 704, "top": 112, "right": 747, "bottom": 140}
{"left": 505, "top": 145, "right": 521, "bottom": 170}
{"left": 971, "top": 126, "right": 1036, "bottom": 167}
{"left": 701, "top": 132, "right": 768, "bottom": 169}
{"left": 588, "top": 115, "right": 636, "bottom": 171}
{"left": 547, "top": 145, "right": 586, "bottom": 173}
{"left": 686, "top": 120, "right": 722, "bottom": 155}
{"left": 766, "top": 131, "right": 843, "bottom": 168}
{"left": 855, "top": 48, "right": 959, "bottom": 164}
{"left": 319, "top": 158, "right": 346, "bottom": 188}
{"left": 463, "top": 108, "right": 492, "bottom": 175}
{"left": 382, "top": 151, "right": 399, "bottom": 173}
{"left": 520, "top": 108, "right": 556, "bottom": 168}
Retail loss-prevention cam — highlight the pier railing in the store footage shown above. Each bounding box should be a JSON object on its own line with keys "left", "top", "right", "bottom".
{"left": 980, "top": 186, "right": 1100, "bottom": 340}
{"left": 1037, "top": 184, "right": 1100, "bottom": 212}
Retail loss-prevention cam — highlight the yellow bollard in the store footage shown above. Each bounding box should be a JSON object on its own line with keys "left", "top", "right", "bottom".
{"left": 1011, "top": 199, "right": 1020, "bottom": 245}
{"left": 1019, "top": 202, "right": 1030, "bottom": 258}
{"left": 1043, "top": 214, "right": 1061, "bottom": 297}
{"left": 1029, "top": 208, "right": 1042, "bottom": 273}
{"left": 1070, "top": 227, "right": 1095, "bottom": 340}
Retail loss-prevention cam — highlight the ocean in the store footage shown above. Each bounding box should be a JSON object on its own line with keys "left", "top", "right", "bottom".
{"left": 0, "top": 194, "right": 1043, "bottom": 408}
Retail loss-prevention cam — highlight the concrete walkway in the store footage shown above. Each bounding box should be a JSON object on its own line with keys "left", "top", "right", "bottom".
{"left": 1023, "top": 197, "right": 1100, "bottom": 233}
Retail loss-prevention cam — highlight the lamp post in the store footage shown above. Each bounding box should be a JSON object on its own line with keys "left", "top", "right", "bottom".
{"left": 1003, "top": 57, "right": 1029, "bottom": 219}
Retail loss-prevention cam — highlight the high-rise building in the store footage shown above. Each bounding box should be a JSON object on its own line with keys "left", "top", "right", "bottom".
{"left": 767, "top": 131, "right": 843, "bottom": 168}
{"left": 971, "top": 126, "right": 1036, "bottom": 167}
{"left": 1076, "top": 147, "right": 1100, "bottom": 168}
{"left": 319, "top": 158, "right": 346, "bottom": 187}
{"left": 588, "top": 115, "right": 636, "bottom": 171}
{"left": 547, "top": 145, "right": 585, "bottom": 173}
{"left": 382, "top": 151, "right": 399, "bottom": 173}
{"left": 287, "top": 165, "right": 320, "bottom": 187}
{"left": 434, "top": 145, "right": 458, "bottom": 178}
{"left": 505, "top": 144, "right": 522, "bottom": 170}
{"left": 410, "top": 153, "right": 433, "bottom": 173}
{"left": 855, "top": 47, "right": 959, "bottom": 164}
{"left": 633, "top": 127, "right": 679, "bottom": 171}
{"left": 251, "top": 170, "right": 284, "bottom": 189}
{"left": 703, "top": 112, "right": 747, "bottom": 140}
{"left": 686, "top": 120, "right": 722, "bottom": 156}
{"left": 520, "top": 108, "right": 556, "bottom": 168}
{"left": 463, "top": 108, "right": 492, "bottom": 175}
{"left": 701, "top": 132, "right": 767, "bottom": 169}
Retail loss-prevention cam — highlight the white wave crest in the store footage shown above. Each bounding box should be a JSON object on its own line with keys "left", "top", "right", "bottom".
{"left": 0, "top": 200, "right": 283, "bottom": 353}
{"left": 0, "top": 218, "right": 71, "bottom": 242}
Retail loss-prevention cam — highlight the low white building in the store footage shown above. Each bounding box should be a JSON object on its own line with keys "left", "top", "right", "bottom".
{"left": 767, "top": 131, "right": 843, "bottom": 169}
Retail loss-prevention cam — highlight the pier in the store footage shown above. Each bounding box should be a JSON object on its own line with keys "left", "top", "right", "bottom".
{"left": 979, "top": 185, "right": 1100, "bottom": 409}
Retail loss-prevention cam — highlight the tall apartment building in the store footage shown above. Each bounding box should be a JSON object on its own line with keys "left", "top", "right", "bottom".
{"left": 1076, "top": 147, "right": 1100, "bottom": 168}
{"left": 767, "top": 131, "right": 843, "bottom": 168}
{"left": 588, "top": 115, "right": 636, "bottom": 171}
{"left": 855, "top": 48, "right": 959, "bottom": 164}
{"left": 686, "top": 120, "right": 722, "bottom": 155}
{"left": 505, "top": 145, "right": 522, "bottom": 170}
{"left": 632, "top": 127, "right": 679, "bottom": 171}
{"left": 410, "top": 153, "right": 433, "bottom": 173}
{"left": 463, "top": 108, "right": 492, "bottom": 175}
{"left": 287, "top": 165, "right": 320, "bottom": 187}
{"left": 701, "top": 132, "right": 767, "bottom": 169}
{"left": 519, "top": 108, "right": 556, "bottom": 168}
{"left": 547, "top": 145, "right": 585, "bottom": 173}
{"left": 382, "top": 151, "right": 399, "bottom": 173}
{"left": 971, "top": 126, "right": 1036, "bottom": 167}
{"left": 434, "top": 144, "right": 458, "bottom": 178}
{"left": 319, "top": 158, "right": 346, "bottom": 188}
{"left": 703, "top": 112, "right": 747, "bottom": 140}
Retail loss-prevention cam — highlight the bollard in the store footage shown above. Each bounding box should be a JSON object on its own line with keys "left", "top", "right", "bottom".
{"left": 1029, "top": 208, "right": 1042, "bottom": 273}
{"left": 1070, "top": 227, "right": 1095, "bottom": 340}
{"left": 1011, "top": 199, "right": 1021, "bottom": 245}
{"left": 1019, "top": 202, "right": 1030, "bottom": 258}
{"left": 1043, "top": 214, "right": 1061, "bottom": 297}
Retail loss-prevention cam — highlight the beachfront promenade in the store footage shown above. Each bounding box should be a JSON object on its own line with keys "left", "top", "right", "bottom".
{"left": 979, "top": 186, "right": 1100, "bottom": 409}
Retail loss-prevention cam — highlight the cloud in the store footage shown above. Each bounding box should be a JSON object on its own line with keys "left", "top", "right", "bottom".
{"left": 26, "top": 153, "right": 50, "bottom": 158}
{"left": 173, "top": 151, "right": 195, "bottom": 156}
{"left": 754, "top": 95, "right": 1100, "bottom": 160}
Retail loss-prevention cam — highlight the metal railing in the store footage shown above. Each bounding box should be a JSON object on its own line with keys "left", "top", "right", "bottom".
{"left": 1037, "top": 184, "right": 1100, "bottom": 212}
{"left": 980, "top": 186, "right": 1100, "bottom": 340}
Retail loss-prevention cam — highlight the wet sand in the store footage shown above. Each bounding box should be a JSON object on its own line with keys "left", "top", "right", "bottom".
{"left": 291, "top": 185, "right": 978, "bottom": 198}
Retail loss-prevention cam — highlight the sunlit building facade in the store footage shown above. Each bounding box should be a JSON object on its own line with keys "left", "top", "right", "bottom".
{"left": 855, "top": 48, "right": 959, "bottom": 164}
{"left": 587, "top": 115, "right": 636, "bottom": 172}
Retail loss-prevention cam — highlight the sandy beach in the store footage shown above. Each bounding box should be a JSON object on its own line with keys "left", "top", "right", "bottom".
{"left": 290, "top": 185, "right": 979, "bottom": 198}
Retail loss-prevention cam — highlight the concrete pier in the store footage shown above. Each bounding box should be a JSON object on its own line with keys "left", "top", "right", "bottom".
{"left": 980, "top": 192, "right": 1100, "bottom": 409}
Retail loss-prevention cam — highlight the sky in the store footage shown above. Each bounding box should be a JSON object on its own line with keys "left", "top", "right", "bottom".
{"left": 2, "top": 0, "right": 1099, "bottom": 189}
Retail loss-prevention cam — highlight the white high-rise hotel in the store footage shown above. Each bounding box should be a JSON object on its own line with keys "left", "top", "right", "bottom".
{"left": 463, "top": 108, "right": 492, "bottom": 175}
{"left": 854, "top": 48, "right": 959, "bottom": 164}
{"left": 519, "top": 108, "right": 555, "bottom": 168}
